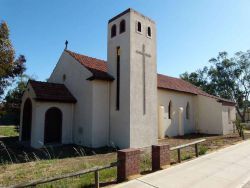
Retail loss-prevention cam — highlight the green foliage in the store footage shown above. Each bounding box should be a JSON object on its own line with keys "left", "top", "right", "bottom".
{"left": 180, "top": 50, "right": 250, "bottom": 122}
{"left": 2, "top": 75, "right": 30, "bottom": 125}
{"left": 0, "top": 126, "right": 18, "bottom": 137}
{"left": 181, "top": 154, "right": 192, "bottom": 161}
{"left": 140, "top": 153, "right": 151, "bottom": 172}
{"left": 0, "top": 21, "right": 26, "bottom": 97}
{"left": 198, "top": 145, "right": 208, "bottom": 155}
{"left": 233, "top": 119, "right": 245, "bottom": 138}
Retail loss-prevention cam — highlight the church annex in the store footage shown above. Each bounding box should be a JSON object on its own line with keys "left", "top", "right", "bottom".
{"left": 20, "top": 9, "right": 236, "bottom": 149}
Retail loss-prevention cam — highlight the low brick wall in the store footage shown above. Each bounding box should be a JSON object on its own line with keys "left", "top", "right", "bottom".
{"left": 152, "top": 144, "right": 170, "bottom": 171}
{"left": 117, "top": 148, "right": 141, "bottom": 182}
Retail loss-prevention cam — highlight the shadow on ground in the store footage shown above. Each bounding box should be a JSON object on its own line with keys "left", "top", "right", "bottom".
{"left": 0, "top": 136, "right": 116, "bottom": 164}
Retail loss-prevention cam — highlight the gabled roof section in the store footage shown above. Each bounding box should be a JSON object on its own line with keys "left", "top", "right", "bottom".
{"left": 65, "top": 50, "right": 114, "bottom": 81}
{"left": 157, "top": 74, "right": 236, "bottom": 106}
{"left": 158, "top": 74, "right": 199, "bottom": 95}
{"left": 62, "top": 50, "right": 235, "bottom": 106}
{"left": 29, "top": 80, "right": 77, "bottom": 103}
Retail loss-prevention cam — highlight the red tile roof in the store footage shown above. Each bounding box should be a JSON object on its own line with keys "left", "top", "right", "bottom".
{"left": 157, "top": 74, "right": 236, "bottom": 105}
{"left": 65, "top": 50, "right": 235, "bottom": 106}
{"left": 29, "top": 80, "right": 77, "bottom": 103}
{"left": 157, "top": 74, "right": 199, "bottom": 95}
{"left": 65, "top": 50, "right": 114, "bottom": 81}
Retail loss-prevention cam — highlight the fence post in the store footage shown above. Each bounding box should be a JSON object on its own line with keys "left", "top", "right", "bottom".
{"left": 177, "top": 149, "right": 181, "bottom": 163}
{"left": 152, "top": 144, "right": 170, "bottom": 171}
{"left": 117, "top": 148, "right": 140, "bottom": 182}
{"left": 195, "top": 144, "right": 199, "bottom": 157}
{"left": 94, "top": 170, "right": 99, "bottom": 188}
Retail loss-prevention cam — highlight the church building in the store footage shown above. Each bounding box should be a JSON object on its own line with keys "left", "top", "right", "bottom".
{"left": 20, "top": 9, "right": 236, "bottom": 149}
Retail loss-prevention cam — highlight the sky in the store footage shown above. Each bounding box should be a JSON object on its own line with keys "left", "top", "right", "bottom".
{"left": 1, "top": 0, "right": 250, "bottom": 81}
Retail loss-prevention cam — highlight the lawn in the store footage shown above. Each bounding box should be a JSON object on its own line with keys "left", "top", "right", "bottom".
{"left": 0, "top": 125, "right": 19, "bottom": 137}
{"left": 0, "top": 126, "right": 249, "bottom": 187}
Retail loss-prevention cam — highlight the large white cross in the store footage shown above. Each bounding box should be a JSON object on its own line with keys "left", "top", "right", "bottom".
{"left": 136, "top": 44, "right": 151, "bottom": 114}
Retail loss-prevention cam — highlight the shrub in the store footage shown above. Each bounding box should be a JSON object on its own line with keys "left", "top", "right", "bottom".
{"left": 199, "top": 145, "right": 208, "bottom": 155}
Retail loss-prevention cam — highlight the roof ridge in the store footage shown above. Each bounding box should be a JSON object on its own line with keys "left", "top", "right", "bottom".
{"left": 65, "top": 49, "right": 107, "bottom": 63}
{"left": 157, "top": 73, "right": 235, "bottom": 104}
{"left": 29, "top": 80, "right": 65, "bottom": 86}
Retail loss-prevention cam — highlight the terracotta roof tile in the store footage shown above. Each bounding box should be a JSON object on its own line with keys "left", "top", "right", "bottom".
{"left": 65, "top": 50, "right": 114, "bottom": 81}
{"left": 29, "top": 80, "right": 77, "bottom": 103}
{"left": 157, "top": 74, "right": 236, "bottom": 105}
{"left": 64, "top": 50, "right": 235, "bottom": 106}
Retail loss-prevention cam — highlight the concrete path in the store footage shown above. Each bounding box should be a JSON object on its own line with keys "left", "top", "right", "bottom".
{"left": 115, "top": 140, "right": 250, "bottom": 188}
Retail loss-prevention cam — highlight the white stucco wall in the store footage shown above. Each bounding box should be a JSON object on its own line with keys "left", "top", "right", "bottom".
{"left": 49, "top": 52, "right": 94, "bottom": 147}
{"left": 91, "top": 80, "right": 110, "bottom": 147}
{"left": 19, "top": 83, "right": 36, "bottom": 142}
{"left": 107, "top": 9, "right": 158, "bottom": 149}
{"left": 108, "top": 12, "right": 131, "bottom": 149}
{"left": 129, "top": 10, "right": 158, "bottom": 148}
{"left": 197, "top": 95, "right": 223, "bottom": 134}
{"left": 49, "top": 51, "right": 111, "bottom": 148}
{"left": 222, "top": 105, "right": 236, "bottom": 134}
{"left": 157, "top": 89, "right": 196, "bottom": 137}
{"left": 31, "top": 101, "right": 74, "bottom": 148}
{"left": 20, "top": 83, "right": 74, "bottom": 148}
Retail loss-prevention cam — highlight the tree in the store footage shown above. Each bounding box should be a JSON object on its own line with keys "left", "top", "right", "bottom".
{"left": 180, "top": 50, "right": 250, "bottom": 122}
{"left": 2, "top": 75, "right": 30, "bottom": 124}
{"left": 0, "top": 21, "right": 26, "bottom": 98}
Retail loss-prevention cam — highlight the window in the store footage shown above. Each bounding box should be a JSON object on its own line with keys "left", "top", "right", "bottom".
{"left": 62, "top": 74, "right": 66, "bottom": 82}
{"left": 168, "top": 101, "right": 172, "bottom": 119}
{"left": 137, "top": 21, "right": 142, "bottom": 32}
{"left": 147, "top": 27, "right": 151, "bottom": 37}
{"left": 186, "top": 102, "right": 190, "bottom": 119}
{"left": 111, "top": 24, "right": 116, "bottom": 38}
{"left": 116, "top": 47, "right": 120, "bottom": 110}
{"left": 120, "top": 20, "right": 126, "bottom": 34}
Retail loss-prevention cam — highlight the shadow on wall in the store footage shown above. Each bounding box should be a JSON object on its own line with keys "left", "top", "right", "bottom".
{"left": 165, "top": 111, "right": 176, "bottom": 137}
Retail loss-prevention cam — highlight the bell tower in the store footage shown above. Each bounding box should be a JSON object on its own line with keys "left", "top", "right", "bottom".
{"left": 107, "top": 9, "right": 157, "bottom": 149}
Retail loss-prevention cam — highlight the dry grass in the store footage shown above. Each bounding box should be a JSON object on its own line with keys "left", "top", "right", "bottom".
{"left": 0, "top": 125, "right": 19, "bottom": 137}
{"left": 0, "top": 153, "right": 117, "bottom": 187}
{"left": 160, "top": 133, "right": 248, "bottom": 164}
{"left": 0, "top": 130, "right": 249, "bottom": 187}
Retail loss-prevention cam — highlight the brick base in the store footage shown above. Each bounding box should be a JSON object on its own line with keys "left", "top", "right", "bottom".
{"left": 117, "top": 148, "right": 140, "bottom": 182}
{"left": 152, "top": 144, "right": 170, "bottom": 171}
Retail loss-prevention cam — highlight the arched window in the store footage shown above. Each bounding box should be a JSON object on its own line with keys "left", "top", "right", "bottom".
{"left": 137, "top": 21, "right": 142, "bottom": 32}
{"left": 111, "top": 24, "right": 116, "bottom": 38}
{"left": 186, "top": 102, "right": 190, "bottom": 119}
{"left": 147, "top": 27, "right": 151, "bottom": 37}
{"left": 120, "top": 20, "right": 126, "bottom": 34}
{"left": 62, "top": 74, "right": 66, "bottom": 82}
{"left": 168, "top": 101, "right": 172, "bottom": 119}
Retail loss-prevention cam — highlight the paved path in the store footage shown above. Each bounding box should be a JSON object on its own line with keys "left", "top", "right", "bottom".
{"left": 116, "top": 141, "right": 250, "bottom": 188}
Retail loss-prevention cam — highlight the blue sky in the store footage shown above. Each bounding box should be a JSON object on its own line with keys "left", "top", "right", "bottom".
{"left": 1, "top": 0, "right": 250, "bottom": 81}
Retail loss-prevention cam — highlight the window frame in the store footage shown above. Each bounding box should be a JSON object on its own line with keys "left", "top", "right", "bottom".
{"left": 147, "top": 26, "right": 152, "bottom": 38}
{"left": 111, "top": 24, "right": 117, "bottom": 38}
{"left": 119, "top": 20, "right": 126, "bottom": 34}
{"left": 136, "top": 21, "right": 142, "bottom": 34}
{"left": 168, "top": 101, "right": 172, "bottom": 119}
{"left": 186, "top": 102, "right": 190, "bottom": 120}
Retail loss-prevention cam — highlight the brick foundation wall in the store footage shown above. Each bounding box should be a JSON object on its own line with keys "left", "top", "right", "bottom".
{"left": 117, "top": 148, "right": 140, "bottom": 182}
{"left": 152, "top": 144, "right": 170, "bottom": 171}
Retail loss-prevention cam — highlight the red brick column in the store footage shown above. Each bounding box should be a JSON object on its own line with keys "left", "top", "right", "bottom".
{"left": 117, "top": 148, "right": 140, "bottom": 182}
{"left": 152, "top": 144, "right": 170, "bottom": 171}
